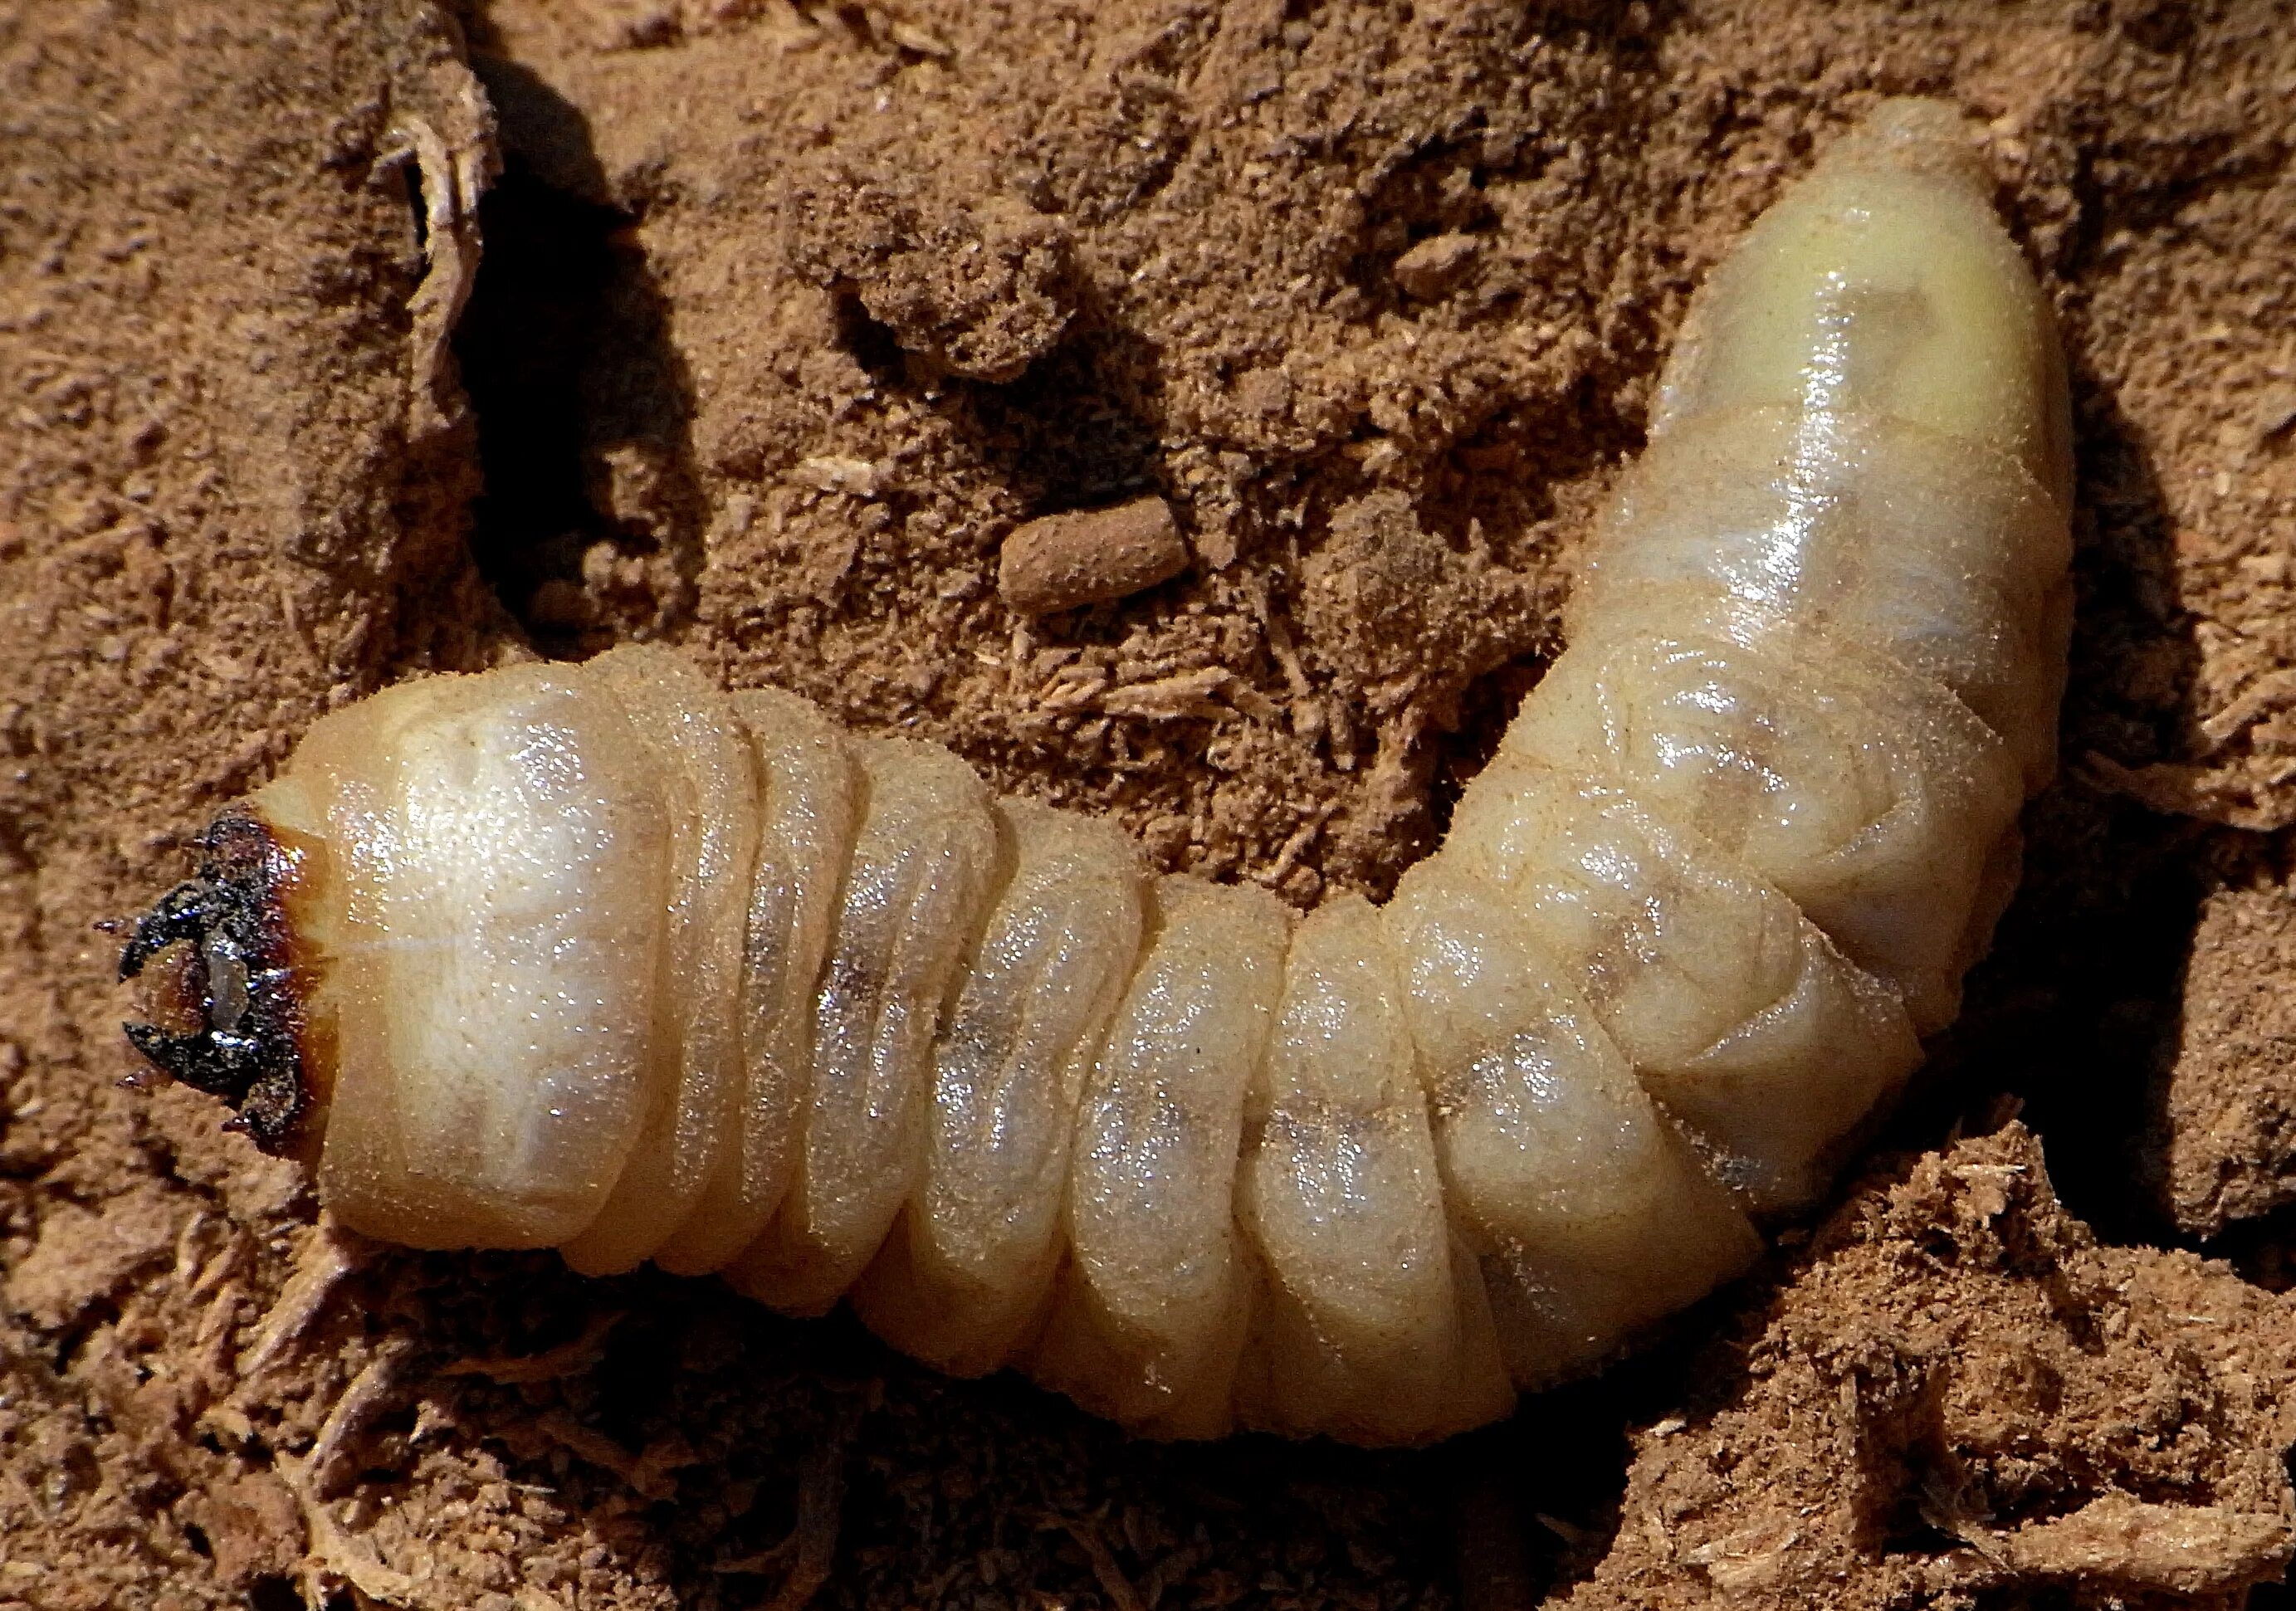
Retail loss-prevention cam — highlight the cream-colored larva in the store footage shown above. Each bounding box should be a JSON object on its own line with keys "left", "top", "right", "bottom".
{"left": 120, "top": 100, "right": 2071, "bottom": 1447}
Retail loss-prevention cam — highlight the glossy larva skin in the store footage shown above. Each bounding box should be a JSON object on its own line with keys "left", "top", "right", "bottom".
{"left": 126, "top": 100, "right": 2070, "bottom": 1446}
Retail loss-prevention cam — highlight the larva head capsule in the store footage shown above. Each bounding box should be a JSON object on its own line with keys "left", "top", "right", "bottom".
{"left": 118, "top": 663, "right": 682, "bottom": 1255}
{"left": 117, "top": 808, "right": 317, "bottom": 1155}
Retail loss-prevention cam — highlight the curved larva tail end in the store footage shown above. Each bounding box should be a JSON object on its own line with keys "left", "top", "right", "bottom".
{"left": 1820, "top": 95, "right": 1993, "bottom": 193}
{"left": 117, "top": 808, "right": 316, "bottom": 1155}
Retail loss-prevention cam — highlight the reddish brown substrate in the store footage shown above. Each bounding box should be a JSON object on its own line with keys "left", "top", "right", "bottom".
{"left": 1550, "top": 1125, "right": 2296, "bottom": 1609}
{"left": 8, "top": 2, "right": 2296, "bottom": 1609}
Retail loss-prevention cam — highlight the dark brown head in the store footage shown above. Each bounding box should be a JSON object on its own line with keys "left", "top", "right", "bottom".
{"left": 117, "top": 808, "right": 311, "bottom": 1153}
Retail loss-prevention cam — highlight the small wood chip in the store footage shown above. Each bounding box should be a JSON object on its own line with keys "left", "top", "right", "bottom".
{"left": 2199, "top": 666, "right": 2296, "bottom": 753}
{"left": 533, "top": 1410, "right": 697, "bottom": 1502}
{"left": 1966, "top": 1496, "right": 2294, "bottom": 1597}
{"left": 998, "top": 496, "right": 1190, "bottom": 615}
{"left": 1100, "top": 666, "right": 1233, "bottom": 720}
{"left": 273, "top": 1448, "right": 423, "bottom": 1608}
{"left": 1051, "top": 1515, "right": 1146, "bottom": 1611}
{"left": 793, "top": 455, "right": 884, "bottom": 496}
{"left": 307, "top": 1336, "right": 417, "bottom": 1497}
{"left": 237, "top": 1216, "right": 365, "bottom": 1379}
{"left": 437, "top": 1310, "right": 624, "bottom": 1384}
{"left": 1391, "top": 232, "right": 1480, "bottom": 299}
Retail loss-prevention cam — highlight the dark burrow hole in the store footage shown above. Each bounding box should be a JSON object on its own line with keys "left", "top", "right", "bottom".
{"left": 450, "top": 55, "right": 704, "bottom": 660}
{"left": 452, "top": 158, "right": 631, "bottom": 650}
{"left": 586, "top": 1278, "right": 687, "bottom": 1450}
{"left": 969, "top": 330, "right": 1167, "bottom": 517}
{"left": 246, "top": 1576, "right": 308, "bottom": 1611}
{"left": 398, "top": 158, "right": 427, "bottom": 253}
{"left": 830, "top": 290, "right": 907, "bottom": 381}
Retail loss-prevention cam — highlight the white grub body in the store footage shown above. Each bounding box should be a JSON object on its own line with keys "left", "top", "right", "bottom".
{"left": 198, "top": 101, "right": 2074, "bottom": 1445}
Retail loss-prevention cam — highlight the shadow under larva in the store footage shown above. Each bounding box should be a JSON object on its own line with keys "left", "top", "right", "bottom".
{"left": 118, "top": 98, "right": 2073, "bottom": 1447}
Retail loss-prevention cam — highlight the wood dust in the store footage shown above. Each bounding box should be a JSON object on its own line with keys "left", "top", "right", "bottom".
{"left": 5, "top": 2, "right": 2296, "bottom": 1607}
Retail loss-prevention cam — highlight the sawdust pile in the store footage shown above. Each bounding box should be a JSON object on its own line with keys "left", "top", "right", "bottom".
{"left": 1554, "top": 1125, "right": 2296, "bottom": 1609}
{"left": 7, "top": 2, "right": 2296, "bottom": 1608}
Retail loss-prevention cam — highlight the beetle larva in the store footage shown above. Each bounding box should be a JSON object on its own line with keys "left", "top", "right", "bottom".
{"left": 120, "top": 99, "right": 2071, "bottom": 1446}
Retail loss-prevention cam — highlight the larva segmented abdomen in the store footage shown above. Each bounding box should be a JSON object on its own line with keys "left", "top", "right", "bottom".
{"left": 119, "top": 99, "right": 2072, "bottom": 1446}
